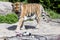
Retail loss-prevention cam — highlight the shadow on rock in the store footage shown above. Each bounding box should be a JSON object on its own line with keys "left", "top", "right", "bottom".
{"left": 7, "top": 25, "right": 17, "bottom": 30}
{"left": 7, "top": 25, "right": 36, "bottom": 30}
{"left": 25, "top": 25, "right": 36, "bottom": 29}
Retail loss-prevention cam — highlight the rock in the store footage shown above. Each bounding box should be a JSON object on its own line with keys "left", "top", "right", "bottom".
{"left": 24, "top": 20, "right": 37, "bottom": 26}
{"left": 24, "top": 20, "right": 37, "bottom": 29}
{"left": 0, "top": 38, "right": 4, "bottom": 40}
{"left": 0, "top": 2, "right": 12, "bottom": 15}
{"left": 6, "top": 37, "right": 19, "bottom": 40}
{"left": 6, "top": 35, "right": 60, "bottom": 40}
{"left": 52, "top": 19, "right": 60, "bottom": 23}
{"left": 22, "top": 32, "right": 31, "bottom": 36}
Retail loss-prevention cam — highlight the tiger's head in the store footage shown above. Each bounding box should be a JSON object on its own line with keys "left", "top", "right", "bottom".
{"left": 12, "top": 2, "right": 22, "bottom": 14}
{"left": 12, "top": 2, "right": 23, "bottom": 18}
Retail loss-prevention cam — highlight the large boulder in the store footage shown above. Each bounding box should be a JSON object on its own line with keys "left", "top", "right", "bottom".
{"left": 0, "top": 2, "right": 12, "bottom": 15}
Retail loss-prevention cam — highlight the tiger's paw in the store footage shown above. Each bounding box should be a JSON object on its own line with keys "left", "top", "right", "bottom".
{"left": 15, "top": 29, "right": 21, "bottom": 33}
{"left": 21, "top": 25, "right": 25, "bottom": 30}
{"left": 36, "top": 24, "right": 40, "bottom": 28}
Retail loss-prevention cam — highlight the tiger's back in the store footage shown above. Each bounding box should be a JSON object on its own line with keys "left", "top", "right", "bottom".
{"left": 20, "top": 3, "right": 41, "bottom": 24}
{"left": 21, "top": 3, "right": 41, "bottom": 17}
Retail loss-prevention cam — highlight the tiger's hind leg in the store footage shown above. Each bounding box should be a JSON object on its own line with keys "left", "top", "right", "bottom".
{"left": 36, "top": 11, "right": 41, "bottom": 28}
{"left": 36, "top": 12, "right": 41, "bottom": 24}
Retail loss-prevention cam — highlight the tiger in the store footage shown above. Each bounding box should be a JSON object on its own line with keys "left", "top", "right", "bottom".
{"left": 12, "top": 2, "right": 47, "bottom": 32}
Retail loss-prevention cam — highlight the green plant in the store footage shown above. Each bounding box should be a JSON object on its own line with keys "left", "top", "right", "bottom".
{"left": 0, "top": 15, "right": 6, "bottom": 23}
{"left": 5, "top": 13, "right": 18, "bottom": 24}
{"left": 0, "top": 13, "right": 18, "bottom": 24}
{"left": 45, "top": 9, "right": 60, "bottom": 19}
{"left": 40, "top": 0, "right": 60, "bottom": 13}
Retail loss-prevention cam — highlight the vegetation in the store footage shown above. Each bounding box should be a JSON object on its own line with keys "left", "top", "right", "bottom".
{"left": 39, "top": 0, "right": 60, "bottom": 13}
{"left": 45, "top": 9, "right": 60, "bottom": 19}
{"left": 0, "top": 0, "right": 9, "bottom": 2}
{"left": 0, "top": 13, "right": 18, "bottom": 24}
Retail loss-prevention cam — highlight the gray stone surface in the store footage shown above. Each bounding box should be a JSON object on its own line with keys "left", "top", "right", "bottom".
{"left": 0, "top": 2, "right": 12, "bottom": 15}
{"left": 0, "top": 19, "right": 60, "bottom": 34}
{"left": 52, "top": 19, "right": 60, "bottom": 23}
{"left": 5, "top": 35, "right": 60, "bottom": 40}
{"left": 0, "top": 19, "right": 60, "bottom": 40}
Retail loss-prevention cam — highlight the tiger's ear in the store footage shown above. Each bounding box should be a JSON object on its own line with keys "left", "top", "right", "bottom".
{"left": 11, "top": 3, "right": 14, "bottom": 6}
{"left": 11, "top": 3, "right": 14, "bottom": 11}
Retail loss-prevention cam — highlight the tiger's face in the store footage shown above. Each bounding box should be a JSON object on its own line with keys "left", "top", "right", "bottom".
{"left": 12, "top": 2, "right": 21, "bottom": 13}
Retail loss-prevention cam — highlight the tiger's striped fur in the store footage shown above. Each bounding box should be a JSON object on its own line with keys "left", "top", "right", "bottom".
{"left": 12, "top": 2, "right": 45, "bottom": 31}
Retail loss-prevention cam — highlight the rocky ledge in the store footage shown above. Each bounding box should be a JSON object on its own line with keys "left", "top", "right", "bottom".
{"left": 0, "top": 19, "right": 60, "bottom": 40}
{"left": 0, "top": 2, "right": 12, "bottom": 15}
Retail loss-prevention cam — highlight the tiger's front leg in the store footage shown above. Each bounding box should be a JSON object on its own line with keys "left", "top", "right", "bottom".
{"left": 15, "top": 12, "right": 26, "bottom": 33}
{"left": 15, "top": 18, "right": 24, "bottom": 33}
{"left": 17, "top": 18, "right": 24, "bottom": 29}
